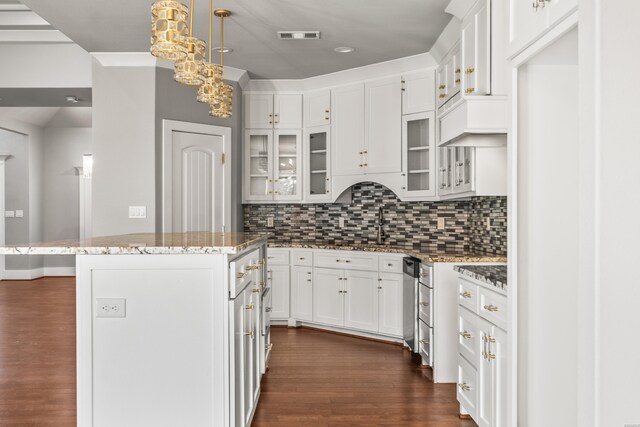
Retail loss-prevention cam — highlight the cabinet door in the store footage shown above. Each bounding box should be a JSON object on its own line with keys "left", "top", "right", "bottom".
{"left": 402, "top": 71, "right": 435, "bottom": 114}
{"left": 331, "top": 83, "right": 365, "bottom": 176}
{"left": 477, "top": 317, "right": 495, "bottom": 427}
{"left": 450, "top": 43, "right": 462, "bottom": 97}
{"left": 312, "top": 268, "right": 344, "bottom": 327}
{"left": 401, "top": 112, "right": 436, "bottom": 197}
{"left": 508, "top": 0, "right": 549, "bottom": 56}
{"left": 365, "top": 77, "right": 402, "bottom": 174}
{"left": 452, "top": 147, "right": 474, "bottom": 194}
{"left": 436, "top": 62, "right": 448, "bottom": 108}
{"left": 244, "top": 130, "right": 273, "bottom": 201}
{"left": 458, "top": 306, "right": 481, "bottom": 367}
{"left": 246, "top": 289, "right": 260, "bottom": 408}
{"left": 304, "top": 126, "right": 331, "bottom": 201}
{"left": 274, "top": 94, "right": 302, "bottom": 129}
{"left": 378, "top": 273, "right": 403, "bottom": 337}
{"left": 493, "top": 326, "right": 508, "bottom": 427}
{"left": 343, "top": 270, "right": 379, "bottom": 333}
{"left": 291, "top": 266, "right": 313, "bottom": 322}
{"left": 268, "top": 264, "right": 290, "bottom": 319}
{"left": 305, "top": 90, "right": 331, "bottom": 127}
{"left": 462, "top": 0, "right": 490, "bottom": 96}
{"left": 273, "top": 130, "right": 302, "bottom": 201}
{"left": 244, "top": 93, "right": 274, "bottom": 129}
{"left": 437, "top": 147, "right": 453, "bottom": 195}
{"left": 231, "top": 292, "right": 246, "bottom": 427}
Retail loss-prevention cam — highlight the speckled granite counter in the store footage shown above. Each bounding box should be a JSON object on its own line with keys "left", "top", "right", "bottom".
{"left": 454, "top": 264, "right": 507, "bottom": 291}
{"left": 268, "top": 242, "right": 507, "bottom": 263}
{"left": 0, "top": 232, "right": 270, "bottom": 255}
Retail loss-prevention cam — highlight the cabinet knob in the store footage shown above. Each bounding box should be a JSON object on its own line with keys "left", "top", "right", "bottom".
{"left": 459, "top": 331, "right": 472, "bottom": 339}
{"left": 244, "top": 304, "right": 255, "bottom": 310}
{"left": 465, "top": 67, "right": 475, "bottom": 75}
{"left": 455, "top": 79, "right": 461, "bottom": 84}
{"left": 465, "top": 88, "right": 476, "bottom": 94}
{"left": 439, "top": 94, "right": 447, "bottom": 99}
{"left": 460, "top": 291, "right": 472, "bottom": 299}
{"left": 455, "top": 68, "right": 461, "bottom": 74}
{"left": 325, "top": 109, "right": 330, "bottom": 113}
{"left": 438, "top": 84, "right": 446, "bottom": 90}
{"left": 483, "top": 352, "right": 496, "bottom": 361}
{"left": 363, "top": 163, "right": 368, "bottom": 167}
{"left": 420, "top": 302, "right": 429, "bottom": 307}
{"left": 458, "top": 383, "right": 471, "bottom": 392}
{"left": 402, "top": 187, "right": 406, "bottom": 190}
{"left": 245, "top": 330, "right": 255, "bottom": 339}
{"left": 484, "top": 304, "right": 499, "bottom": 312}
{"left": 419, "top": 339, "right": 429, "bottom": 344}
{"left": 307, "top": 279, "right": 311, "bottom": 282}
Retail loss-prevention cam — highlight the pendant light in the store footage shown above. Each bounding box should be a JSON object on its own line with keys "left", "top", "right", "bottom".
{"left": 210, "top": 9, "right": 233, "bottom": 118}
{"left": 174, "top": 0, "right": 205, "bottom": 85}
{"left": 197, "top": 1, "right": 224, "bottom": 104}
{"left": 150, "top": 1, "right": 189, "bottom": 60}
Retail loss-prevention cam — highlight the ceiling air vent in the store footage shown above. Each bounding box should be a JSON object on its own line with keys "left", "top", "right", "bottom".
{"left": 277, "top": 31, "right": 321, "bottom": 40}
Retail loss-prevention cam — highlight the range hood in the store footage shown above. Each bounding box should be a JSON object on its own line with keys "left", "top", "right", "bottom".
{"left": 438, "top": 96, "right": 508, "bottom": 147}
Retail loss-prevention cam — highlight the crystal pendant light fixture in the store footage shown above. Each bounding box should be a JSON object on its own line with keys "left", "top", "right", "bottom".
{"left": 174, "top": 0, "right": 205, "bottom": 85}
{"left": 150, "top": 1, "right": 189, "bottom": 60}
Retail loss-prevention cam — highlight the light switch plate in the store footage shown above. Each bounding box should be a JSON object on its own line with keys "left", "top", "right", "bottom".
{"left": 486, "top": 218, "right": 491, "bottom": 230}
{"left": 128, "top": 206, "right": 147, "bottom": 219}
{"left": 96, "top": 298, "right": 126, "bottom": 318}
{"left": 15, "top": 210, "right": 23, "bottom": 218}
{"left": 4, "top": 210, "right": 14, "bottom": 218}
{"left": 267, "top": 217, "right": 274, "bottom": 227}
{"left": 338, "top": 217, "right": 345, "bottom": 228}
{"left": 437, "top": 218, "right": 446, "bottom": 230}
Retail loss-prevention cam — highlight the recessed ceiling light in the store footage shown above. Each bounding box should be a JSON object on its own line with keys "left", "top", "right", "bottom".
{"left": 334, "top": 46, "right": 355, "bottom": 53}
{"left": 65, "top": 95, "right": 79, "bottom": 103}
{"left": 213, "top": 46, "right": 233, "bottom": 53}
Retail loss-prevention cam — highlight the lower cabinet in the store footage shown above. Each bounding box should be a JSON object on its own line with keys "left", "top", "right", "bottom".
{"left": 268, "top": 264, "right": 290, "bottom": 319}
{"left": 343, "top": 270, "right": 379, "bottom": 333}
{"left": 290, "top": 266, "right": 313, "bottom": 321}
{"left": 313, "top": 268, "right": 344, "bottom": 326}
{"left": 377, "top": 272, "right": 404, "bottom": 336}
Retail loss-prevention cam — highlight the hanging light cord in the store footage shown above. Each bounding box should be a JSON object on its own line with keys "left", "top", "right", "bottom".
{"left": 189, "top": 0, "right": 194, "bottom": 37}
{"left": 208, "top": 0, "right": 212, "bottom": 64}
{"left": 220, "top": 13, "right": 225, "bottom": 68}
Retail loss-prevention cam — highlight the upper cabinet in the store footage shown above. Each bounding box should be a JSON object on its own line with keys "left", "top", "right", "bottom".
{"left": 402, "top": 70, "right": 435, "bottom": 115}
{"left": 331, "top": 83, "right": 366, "bottom": 176}
{"left": 400, "top": 112, "right": 436, "bottom": 198}
{"left": 244, "top": 94, "right": 302, "bottom": 129}
{"left": 304, "top": 90, "right": 331, "bottom": 127}
{"left": 461, "top": 0, "right": 490, "bottom": 96}
{"left": 304, "top": 125, "right": 332, "bottom": 202}
{"left": 437, "top": 42, "right": 462, "bottom": 111}
{"left": 508, "top": 0, "right": 578, "bottom": 57}
{"left": 365, "top": 77, "right": 402, "bottom": 174}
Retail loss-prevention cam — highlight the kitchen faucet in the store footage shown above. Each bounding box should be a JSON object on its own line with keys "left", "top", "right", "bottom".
{"left": 377, "top": 206, "right": 386, "bottom": 245}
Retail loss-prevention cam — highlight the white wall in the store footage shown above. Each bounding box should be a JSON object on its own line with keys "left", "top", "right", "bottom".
{"left": 43, "top": 127, "right": 92, "bottom": 270}
{"left": 91, "top": 61, "right": 156, "bottom": 236}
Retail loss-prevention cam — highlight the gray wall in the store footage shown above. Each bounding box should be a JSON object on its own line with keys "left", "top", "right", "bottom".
{"left": 154, "top": 67, "right": 243, "bottom": 232}
{"left": 43, "top": 127, "right": 92, "bottom": 269}
{"left": 92, "top": 61, "right": 157, "bottom": 236}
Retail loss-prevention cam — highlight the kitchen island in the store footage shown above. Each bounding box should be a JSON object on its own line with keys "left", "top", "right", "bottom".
{"left": 1, "top": 232, "right": 270, "bottom": 427}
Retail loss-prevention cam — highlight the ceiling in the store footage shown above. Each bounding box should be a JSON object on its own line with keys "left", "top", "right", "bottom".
{"left": 19, "top": 0, "right": 452, "bottom": 79}
{"left": 0, "top": 107, "right": 92, "bottom": 127}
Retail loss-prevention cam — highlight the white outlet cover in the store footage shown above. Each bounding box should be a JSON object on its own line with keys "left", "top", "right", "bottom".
{"left": 129, "top": 206, "right": 147, "bottom": 219}
{"left": 96, "top": 298, "right": 126, "bottom": 318}
{"left": 4, "top": 210, "right": 15, "bottom": 218}
{"left": 15, "top": 210, "right": 24, "bottom": 218}
{"left": 339, "top": 217, "right": 345, "bottom": 228}
{"left": 437, "top": 218, "right": 446, "bottom": 230}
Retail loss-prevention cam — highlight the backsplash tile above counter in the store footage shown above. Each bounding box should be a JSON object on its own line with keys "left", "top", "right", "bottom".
{"left": 244, "top": 182, "right": 507, "bottom": 256}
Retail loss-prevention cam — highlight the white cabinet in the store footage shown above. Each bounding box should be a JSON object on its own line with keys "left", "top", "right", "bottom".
{"left": 508, "top": 0, "right": 577, "bottom": 57}
{"left": 461, "top": 0, "right": 491, "bottom": 96}
{"left": 402, "top": 70, "right": 435, "bottom": 115}
{"left": 437, "top": 42, "right": 462, "bottom": 110}
{"left": 244, "top": 93, "right": 302, "bottom": 130}
{"left": 268, "top": 264, "right": 290, "bottom": 320}
{"left": 331, "top": 83, "right": 365, "bottom": 176}
{"left": 365, "top": 76, "right": 402, "bottom": 174}
{"left": 244, "top": 130, "right": 302, "bottom": 202}
{"left": 313, "top": 268, "right": 344, "bottom": 327}
{"left": 377, "top": 273, "right": 404, "bottom": 337}
{"left": 291, "top": 266, "right": 313, "bottom": 322}
{"left": 304, "top": 125, "right": 331, "bottom": 201}
{"left": 344, "top": 270, "right": 379, "bottom": 333}
{"left": 438, "top": 146, "right": 474, "bottom": 196}
{"left": 401, "top": 111, "right": 436, "bottom": 198}
{"left": 305, "top": 90, "right": 331, "bottom": 127}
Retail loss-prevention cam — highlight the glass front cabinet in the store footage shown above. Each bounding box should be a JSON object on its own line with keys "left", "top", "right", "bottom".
{"left": 304, "top": 125, "right": 331, "bottom": 202}
{"left": 437, "top": 145, "right": 475, "bottom": 196}
{"left": 401, "top": 112, "right": 436, "bottom": 198}
{"left": 244, "top": 129, "right": 302, "bottom": 202}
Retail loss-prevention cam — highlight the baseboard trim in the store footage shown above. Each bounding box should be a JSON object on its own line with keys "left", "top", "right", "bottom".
{"left": 44, "top": 267, "right": 76, "bottom": 277}
{"left": 2, "top": 266, "right": 75, "bottom": 280}
{"left": 280, "top": 321, "right": 404, "bottom": 346}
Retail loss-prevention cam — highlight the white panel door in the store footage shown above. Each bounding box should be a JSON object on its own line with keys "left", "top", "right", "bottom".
{"left": 313, "top": 268, "right": 344, "bottom": 327}
{"left": 377, "top": 273, "right": 403, "bottom": 337}
{"left": 343, "top": 270, "right": 379, "bottom": 333}
{"left": 291, "top": 266, "right": 313, "bottom": 322}
{"left": 304, "top": 90, "right": 331, "bottom": 127}
{"left": 402, "top": 71, "right": 435, "bottom": 115}
{"left": 365, "top": 77, "right": 402, "bottom": 174}
{"left": 172, "top": 131, "right": 224, "bottom": 232}
{"left": 268, "top": 264, "right": 290, "bottom": 320}
{"left": 244, "top": 94, "right": 274, "bottom": 129}
{"left": 331, "top": 83, "right": 365, "bottom": 176}
{"left": 274, "top": 94, "right": 302, "bottom": 129}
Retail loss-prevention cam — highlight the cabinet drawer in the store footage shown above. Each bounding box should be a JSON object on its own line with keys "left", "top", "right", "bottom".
{"left": 457, "top": 355, "right": 478, "bottom": 419}
{"left": 458, "top": 279, "right": 479, "bottom": 313}
{"left": 458, "top": 307, "right": 480, "bottom": 368}
{"left": 314, "top": 251, "right": 378, "bottom": 271}
{"left": 479, "top": 287, "right": 507, "bottom": 330}
{"left": 418, "top": 283, "right": 433, "bottom": 326}
{"left": 378, "top": 256, "right": 403, "bottom": 274}
{"left": 291, "top": 250, "right": 313, "bottom": 266}
{"left": 267, "top": 248, "right": 289, "bottom": 265}
{"left": 418, "top": 319, "right": 433, "bottom": 366}
{"left": 229, "top": 249, "right": 260, "bottom": 298}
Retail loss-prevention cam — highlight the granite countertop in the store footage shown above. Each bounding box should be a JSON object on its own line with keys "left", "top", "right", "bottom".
{"left": 268, "top": 242, "right": 507, "bottom": 263}
{"left": 0, "top": 232, "right": 271, "bottom": 255}
{"left": 454, "top": 265, "right": 507, "bottom": 290}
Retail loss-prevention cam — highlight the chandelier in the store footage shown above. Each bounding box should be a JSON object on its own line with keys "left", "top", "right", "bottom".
{"left": 150, "top": 0, "right": 233, "bottom": 118}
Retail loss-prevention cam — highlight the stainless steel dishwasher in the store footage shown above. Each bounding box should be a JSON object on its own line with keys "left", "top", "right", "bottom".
{"left": 402, "top": 256, "right": 420, "bottom": 352}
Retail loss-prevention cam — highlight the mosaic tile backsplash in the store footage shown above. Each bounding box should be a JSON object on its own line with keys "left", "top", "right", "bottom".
{"left": 243, "top": 182, "right": 507, "bottom": 255}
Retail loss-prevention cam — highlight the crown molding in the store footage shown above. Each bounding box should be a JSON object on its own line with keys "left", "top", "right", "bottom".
{"left": 429, "top": 18, "right": 461, "bottom": 64}
{"left": 445, "top": 0, "right": 477, "bottom": 20}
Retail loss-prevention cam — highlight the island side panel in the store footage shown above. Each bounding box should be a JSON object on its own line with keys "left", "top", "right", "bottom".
{"left": 76, "top": 254, "right": 229, "bottom": 427}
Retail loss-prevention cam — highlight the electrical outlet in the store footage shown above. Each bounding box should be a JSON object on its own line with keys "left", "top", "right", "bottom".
{"left": 15, "top": 210, "right": 23, "bottom": 218}
{"left": 437, "top": 218, "right": 446, "bottom": 230}
{"left": 267, "top": 217, "right": 274, "bottom": 227}
{"left": 486, "top": 218, "right": 491, "bottom": 230}
{"left": 96, "top": 298, "right": 126, "bottom": 318}
{"left": 339, "top": 217, "right": 345, "bottom": 228}
{"left": 128, "top": 206, "right": 147, "bottom": 219}
{"left": 4, "top": 210, "right": 14, "bottom": 218}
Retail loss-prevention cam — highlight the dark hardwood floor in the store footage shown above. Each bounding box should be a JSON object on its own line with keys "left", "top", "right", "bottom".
{"left": 253, "top": 327, "right": 476, "bottom": 427}
{"left": 0, "top": 277, "right": 475, "bottom": 426}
